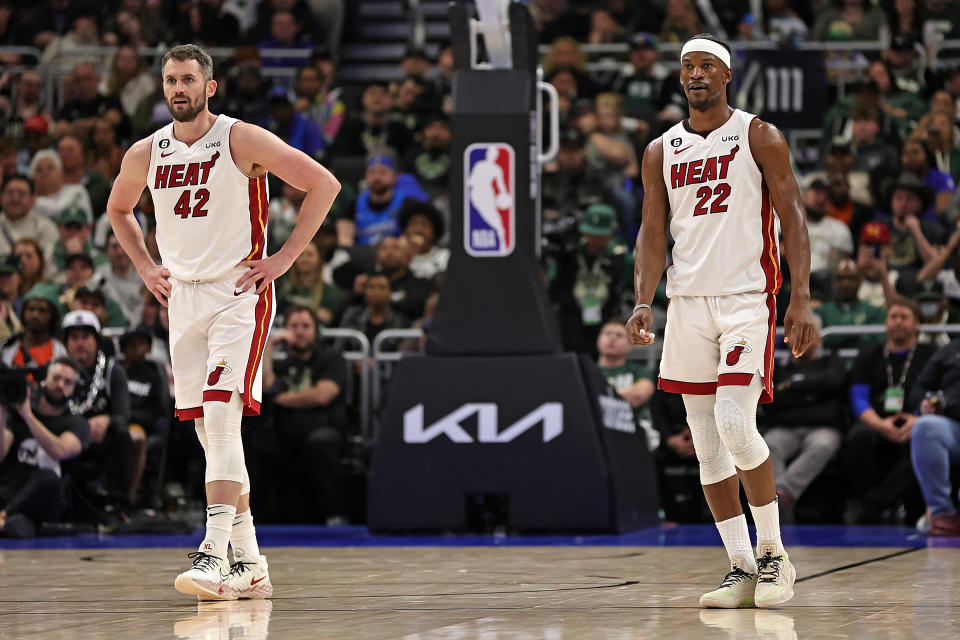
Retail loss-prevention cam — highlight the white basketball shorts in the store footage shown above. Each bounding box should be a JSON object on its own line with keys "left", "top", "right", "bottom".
{"left": 657, "top": 292, "right": 776, "bottom": 404}
{"left": 168, "top": 266, "right": 276, "bottom": 420}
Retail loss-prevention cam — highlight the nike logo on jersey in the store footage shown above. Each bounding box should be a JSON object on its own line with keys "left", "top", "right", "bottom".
{"left": 161, "top": 150, "right": 175, "bottom": 158}
{"left": 673, "top": 145, "right": 692, "bottom": 155}
{"left": 250, "top": 576, "right": 266, "bottom": 586}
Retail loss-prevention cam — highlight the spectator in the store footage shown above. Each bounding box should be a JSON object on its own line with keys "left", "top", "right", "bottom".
{"left": 917, "top": 220, "right": 960, "bottom": 305}
{"left": 849, "top": 106, "right": 900, "bottom": 194}
{"left": 13, "top": 238, "right": 46, "bottom": 296}
{"left": 857, "top": 222, "right": 898, "bottom": 308}
{"left": 16, "top": 114, "right": 51, "bottom": 176}
{"left": 398, "top": 199, "right": 448, "bottom": 282}
{"left": 40, "top": 6, "right": 105, "bottom": 75}
{"left": 542, "top": 128, "right": 609, "bottom": 219}
{"left": 883, "top": 0, "right": 923, "bottom": 43}
{"left": 762, "top": 318, "right": 846, "bottom": 523}
{"left": 900, "top": 138, "right": 954, "bottom": 217}
{"left": 267, "top": 87, "right": 323, "bottom": 159}
{"left": 88, "top": 120, "right": 124, "bottom": 181}
{"left": 61, "top": 309, "right": 132, "bottom": 507}
{"left": 844, "top": 300, "right": 935, "bottom": 524}
{"left": 339, "top": 271, "right": 410, "bottom": 346}
{"left": 293, "top": 64, "right": 344, "bottom": 149}
{"left": 803, "top": 179, "right": 853, "bottom": 295}
{"left": 921, "top": 0, "right": 960, "bottom": 49}
{"left": 0, "top": 175, "right": 59, "bottom": 260}
{"left": 0, "top": 282, "right": 66, "bottom": 368}
{"left": 30, "top": 150, "right": 94, "bottom": 224}
{"left": 883, "top": 35, "right": 926, "bottom": 97}
{"left": 875, "top": 173, "right": 945, "bottom": 281}
{"left": 916, "top": 110, "right": 960, "bottom": 184}
{"left": 0, "top": 356, "right": 89, "bottom": 538}
{"left": 909, "top": 337, "right": 960, "bottom": 535}
{"left": 174, "top": 0, "right": 241, "bottom": 47}
{"left": 2, "top": 71, "right": 48, "bottom": 139}
{"left": 817, "top": 258, "right": 887, "bottom": 350}
{"left": 400, "top": 113, "right": 450, "bottom": 201}
{"left": 336, "top": 151, "right": 418, "bottom": 247}
{"left": 596, "top": 319, "right": 657, "bottom": 450}
{"left": 812, "top": 0, "right": 887, "bottom": 41}
{"left": 254, "top": 0, "right": 318, "bottom": 43}
{"left": 546, "top": 66, "right": 580, "bottom": 124}
{"left": 257, "top": 10, "right": 313, "bottom": 69}
{"left": 328, "top": 84, "right": 412, "bottom": 158}
{"left": 542, "top": 37, "right": 596, "bottom": 99}
{"left": 649, "top": 387, "right": 704, "bottom": 521}
{"left": 0, "top": 255, "right": 21, "bottom": 343}
{"left": 911, "top": 280, "right": 951, "bottom": 346}
{"left": 100, "top": 45, "right": 154, "bottom": 118}
{"left": 658, "top": 0, "right": 703, "bottom": 43}
{"left": 219, "top": 60, "right": 271, "bottom": 127}
{"left": 102, "top": 5, "right": 157, "bottom": 49}
{"left": 762, "top": 0, "right": 810, "bottom": 44}
{"left": 826, "top": 170, "right": 873, "bottom": 242}
{"left": 54, "top": 63, "right": 127, "bottom": 142}
{"left": 866, "top": 59, "right": 927, "bottom": 132}
{"left": 615, "top": 32, "right": 684, "bottom": 132}
{"left": 57, "top": 134, "right": 110, "bottom": 220}
{"left": 277, "top": 240, "right": 340, "bottom": 326}
{"left": 72, "top": 285, "right": 127, "bottom": 332}
{"left": 93, "top": 232, "right": 144, "bottom": 328}
{"left": 375, "top": 235, "right": 432, "bottom": 321}
{"left": 259, "top": 305, "right": 348, "bottom": 523}
{"left": 51, "top": 204, "right": 106, "bottom": 273}
{"left": 268, "top": 182, "right": 306, "bottom": 255}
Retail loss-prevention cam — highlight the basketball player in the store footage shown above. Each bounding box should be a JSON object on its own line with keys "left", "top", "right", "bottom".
{"left": 627, "top": 35, "right": 816, "bottom": 608}
{"left": 106, "top": 45, "right": 340, "bottom": 600}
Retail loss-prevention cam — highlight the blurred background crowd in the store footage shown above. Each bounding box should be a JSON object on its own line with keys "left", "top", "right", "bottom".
{"left": 4, "top": 0, "right": 960, "bottom": 538}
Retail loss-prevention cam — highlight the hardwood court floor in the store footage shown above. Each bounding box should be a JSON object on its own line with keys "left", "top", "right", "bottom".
{"left": 1, "top": 543, "right": 958, "bottom": 639}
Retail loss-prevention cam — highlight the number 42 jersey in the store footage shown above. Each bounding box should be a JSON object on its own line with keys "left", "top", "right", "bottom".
{"left": 660, "top": 109, "right": 781, "bottom": 298}
{"left": 147, "top": 114, "right": 268, "bottom": 282}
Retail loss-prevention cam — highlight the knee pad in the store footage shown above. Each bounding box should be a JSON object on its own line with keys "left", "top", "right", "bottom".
{"left": 714, "top": 379, "right": 769, "bottom": 471}
{"left": 202, "top": 393, "right": 246, "bottom": 484}
{"left": 197, "top": 416, "right": 251, "bottom": 493}
{"left": 683, "top": 394, "right": 736, "bottom": 485}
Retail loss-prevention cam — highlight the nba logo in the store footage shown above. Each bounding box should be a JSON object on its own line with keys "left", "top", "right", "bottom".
{"left": 464, "top": 143, "right": 515, "bottom": 257}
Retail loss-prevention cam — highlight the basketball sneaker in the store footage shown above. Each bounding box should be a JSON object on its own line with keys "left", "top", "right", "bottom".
{"left": 699, "top": 558, "right": 759, "bottom": 608}
{"left": 222, "top": 554, "right": 273, "bottom": 600}
{"left": 174, "top": 552, "right": 234, "bottom": 601}
{"left": 754, "top": 544, "right": 796, "bottom": 608}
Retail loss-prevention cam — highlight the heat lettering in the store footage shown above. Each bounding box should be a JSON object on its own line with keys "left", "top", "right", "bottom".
{"left": 670, "top": 144, "right": 740, "bottom": 188}
{"left": 153, "top": 151, "right": 221, "bottom": 189}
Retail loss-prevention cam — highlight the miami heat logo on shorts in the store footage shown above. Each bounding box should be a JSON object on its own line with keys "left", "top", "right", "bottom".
{"left": 207, "top": 359, "right": 232, "bottom": 385}
{"left": 725, "top": 338, "right": 752, "bottom": 366}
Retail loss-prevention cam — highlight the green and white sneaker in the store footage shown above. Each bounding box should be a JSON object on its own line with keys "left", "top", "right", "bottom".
{"left": 754, "top": 544, "right": 796, "bottom": 608}
{"left": 700, "top": 558, "right": 759, "bottom": 608}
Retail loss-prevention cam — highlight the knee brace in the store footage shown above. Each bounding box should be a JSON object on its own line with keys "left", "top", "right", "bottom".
{"left": 195, "top": 417, "right": 251, "bottom": 494}
{"left": 683, "top": 394, "right": 736, "bottom": 485}
{"left": 201, "top": 394, "right": 246, "bottom": 485}
{"left": 714, "top": 377, "right": 769, "bottom": 471}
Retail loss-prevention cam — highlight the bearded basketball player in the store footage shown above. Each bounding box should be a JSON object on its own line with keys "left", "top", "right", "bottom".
{"left": 627, "top": 34, "right": 816, "bottom": 608}
{"left": 107, "top": 44, "right": 340, "bottom": 600}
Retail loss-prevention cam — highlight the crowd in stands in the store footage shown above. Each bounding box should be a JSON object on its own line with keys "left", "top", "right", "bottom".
{"left": 2, "top": 0, "right": 960, "bottom": 537}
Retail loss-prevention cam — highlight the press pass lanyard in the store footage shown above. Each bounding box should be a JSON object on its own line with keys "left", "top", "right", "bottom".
{"left": 883, "top": 346, "right": 914, "bottom": 413}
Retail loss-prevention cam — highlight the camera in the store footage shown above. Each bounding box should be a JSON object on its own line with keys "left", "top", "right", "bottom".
{"left": 0, "top": 366, "right": 41, "bottom": 406}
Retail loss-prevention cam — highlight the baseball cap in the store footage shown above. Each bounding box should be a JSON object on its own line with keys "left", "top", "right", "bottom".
{"left": 0, "top": 254, "right": 18, "bottom": 275}
{"left": 23, "top": 282, "right": 62, "bottom": 310}
{"left": 860, "top": 222, "right": 891, "bottom": 245}
{"left": 629, "top": 32, "right": 658, "bottom": 50}
{"left": 62, "top": 309, "right": 101, "bottom": 335}
{"left": 579, "top": 203, "right": 616, "bottom": 236}
{"left": 58, "top": 204, "right": 89, "bottom": 226}
{"left": 119, "top": 326, "right": 152, "bottom": 350}
{"left": 65, "top": 253, "right": 94, "bottom": 269}
{"left": 23, "top": 114, "right": 50, "bottom": 134}
{"left": 914, "top": 279, "right": 945, "bottom": 301}
{"left": 267, "top": 85, "right": 292, "bottom": 104}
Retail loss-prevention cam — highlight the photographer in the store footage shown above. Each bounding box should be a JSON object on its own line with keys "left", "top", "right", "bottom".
{"left": 0, "top": 357, "right": 89, "bottom": 538}
{"left": 908, "top": 340, "right": 960, "bottom": 536}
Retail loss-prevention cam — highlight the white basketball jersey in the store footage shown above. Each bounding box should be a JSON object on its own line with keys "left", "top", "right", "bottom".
{"left": 660, "top": 109, "right": 781, "bottom": 297}
{"left": 147, "top": 115, "right": 268, "bottom": 282}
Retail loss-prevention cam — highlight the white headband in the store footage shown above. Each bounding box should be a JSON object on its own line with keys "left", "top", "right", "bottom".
{"left": 680, "top": 39, "right": 731, "bottom": 70}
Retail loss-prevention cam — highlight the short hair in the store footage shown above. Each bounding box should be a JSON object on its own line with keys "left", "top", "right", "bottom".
{"left": 850, "top": 105, "right": 880, "bottom": 123}
{"left": 888, "top": 297, "right": 921, "bottom": 323}
{"left": 29, "top": 149, "right": 62, "bottom": 177}
{"left": 2, "top": 173, "right": 33, "bottom": 194}
{"left": 686, "top": 33, "right": 732, "bottom": 55}
{"left": 48, "top": 355, "right": 81, "bottom": 376}
{"left": 284, "top": 303, "right": 318, "bottom": 328}
{"left": 161, "top": 44, "right": 214, "bottom": 82}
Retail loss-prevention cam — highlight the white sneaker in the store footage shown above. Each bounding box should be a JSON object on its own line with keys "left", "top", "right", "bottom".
{"left": 223, "top": 554, "right": 273, "bottom": 600}
{"left": 754, "top": 544, "right": 796, "bottom": 608}
{"left": 700, "top": 558, "right": 759, "bottom": 608}
{"left": 174, "top": 552, "right": 234, "bottom": 601}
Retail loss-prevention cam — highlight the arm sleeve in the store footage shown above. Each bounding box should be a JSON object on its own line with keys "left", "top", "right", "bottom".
{"left": 850, "top": 384, "right": 872, "bottom": 418}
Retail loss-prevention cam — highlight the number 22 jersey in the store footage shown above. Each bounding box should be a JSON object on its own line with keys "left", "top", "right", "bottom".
{"left": 659, "top": 108, "right": 781, "bottom": 298}
{"left": 147, "top": 114, "right": 269, "bottom": 282}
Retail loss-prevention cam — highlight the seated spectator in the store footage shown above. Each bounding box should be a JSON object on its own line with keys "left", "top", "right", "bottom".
{"left": 910, "top": 280, "right": 951, "bottom": 347}
{"left": 219, "top": 59, "right": 271, "bottom": 127}
{"left": 13, "top": 238, "right": 45, "bottom": 296}
{"left": 54, "top": 63, "right": 128, "bottom": 142}
{"left": 803, "top": 140, "right": 873, "bottom": 209}
{"left": 615, "top": 32, "right": 683, "bottom": 131}
{"left": 277, "top": 240, "right": 340, "bottom": 326}
{"left": 816, "top": 259, "right": 886, "bottom": 350}
{"left": 268, "top": 183, "right": 305, "bottom": 253}
{"left": 72, "top": 285, "right": 127, "bottom": 332}
{"left": 258, "top": 305, "right": 347, "bottom": 523}
{"left": 884, "top": 35, "right": 926, "bottom": 97}
{"left": 93, "top": 231, "right": 144, "bottom": 328}
{"left": 256, "top": 7, "right": 315, "bottom": 59}
{"left": 811, "top": 0, "right": 887, "bottom": 41}
{"left": 52, "top": 204, "right": 106, "bottom": 273}
{"left": 400, "top": 113, "right": 451, "bottom": 201}
{"left": 909, "top": 338, "right": 960, "bottom": 536}
{"left": 542, "top": 36, "right": 596, "bottom": 98}
{"left": 1, "top": 71, "right": 48, "bottom": 139}
{"left": 30, "top": 150, "right": 94, "bottom": 224}
{"left": 763, "top": 0, "right": 809, "bottom": 44}
{"left": 293, "top": 63, "right": 344, "bottom": 149}
{"left": 40, "top": 6, "right": 106, "bottom": 75}
{"left": 1, "top": 282, "right": 65, "bottom": 368}
{"left": 100, "top": 45, "right": 154, "bottom": 119}
{"left": 89, "top": 120, "right": 124, "bottom": 180}
{"left": 390, "top": 75, "right": 427, "bottom": 137}
{"left": 900, "top": 138, "right": 955, "bottom": 218}
{"left": 596, "top": 319, "right": 657, "bottom": 450}
{"left": 856, "top": 222, "right": 898, "bottom": 308}
{"left": 762, "top": 319, "right": 846, "bottom": 523}
{"left": 875, "top": 173, "right": 946, "bottom": 283}
{"left": 866, "top": 59, "right": 926, "bottom": 128}
{"left": 659, "top": 0, "right": 703, "bottom": 43}
{"left": 826, "top": 171, "right": 874, "bottom": 242}
{"left": 327, "top": 84, "right": 412, "bottom": 158}
{"left": 849, "top": 105, "right": 900, "bottom": 194}
{"left": 173, "top": 0, "right": 241, "bottom": 47}
{"left": 336, "top": 151, "right": 423, "bottom": 247}
{"left": 119, "top": 327, "right": 169, "bottom": 507}
{"left": 0, "top": 255, "right": 21, "bottom": 343}
{"left": 803, "top": 180, "right": 853, "bottom": 296}
{"left": 339, "top": 271, "right": 410, "bottom": 347}
{"left": 0, "top": 357, "right": 89, "bottom": 538}
{"left": 398, "top": 199, "right": 449, "bottom": 282}
{"left": 916, "top": 110, "right": 960, "bottom": 184}
{"left": 0, "top": 174, "right": 59, "bottom": 260}
{"left": 57, "top": 134, "right": 110, "bottom": 219}
{"left": 542, "top": 129, "right": 610, "bottom": 221}
{"left": 61, "top": 310, "right": 132, "bottom": 507}
{"left": 650, "top": 388, "right": 707, "bottom": 522}
{"left": 266, "top": 87, "right": 323, "bottom": 159}
{"left": 844, "top": 299, "right": 935, "bottom": 524}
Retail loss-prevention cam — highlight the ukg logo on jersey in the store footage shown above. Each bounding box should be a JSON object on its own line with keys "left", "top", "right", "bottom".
{"left": 464, "top": 143, "right": 515, "bottom": 257}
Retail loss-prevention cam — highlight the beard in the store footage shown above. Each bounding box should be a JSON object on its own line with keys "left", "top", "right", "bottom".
{"left": 167, "top": 94, "right": 207, "bottom": 122}
{"left": 41, "top": 383, "right": 69, "bottom": 408}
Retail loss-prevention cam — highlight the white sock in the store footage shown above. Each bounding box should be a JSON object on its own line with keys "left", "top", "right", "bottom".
{"left": 750, "top": 499, "right": 784, "bottom": 556}
{"left": 716, "top": 514, "right": 758, "bottom": 573}
{"left": 199, "top": 503, "right": 236, "bottom": 560}
{"left": 230, "top": 508, "right": 261, "bottom": 564}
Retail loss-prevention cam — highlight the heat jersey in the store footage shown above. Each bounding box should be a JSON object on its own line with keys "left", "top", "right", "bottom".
{"left": 660, "top": 109, "right": 781, "bottom": 297}
{"left": 147, "top": 115, "right": 268, "bottom": 282}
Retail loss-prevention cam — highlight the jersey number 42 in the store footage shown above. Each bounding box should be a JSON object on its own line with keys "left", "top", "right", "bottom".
{"left": 173, "top": 189, "right": 210, "bottom": 219}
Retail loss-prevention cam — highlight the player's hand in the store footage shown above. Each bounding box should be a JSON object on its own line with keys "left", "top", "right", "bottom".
{"left": 626, "top": 307, "right": 656, "bottom": 347}
{"left": 783, "top": 298, "right": 816, "bottom": 358}
{"left": 237, "top": 253, "right": 291, "bottom": 295}
{"left": 140, "top": 263, "right": 172, "bottom": 307}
